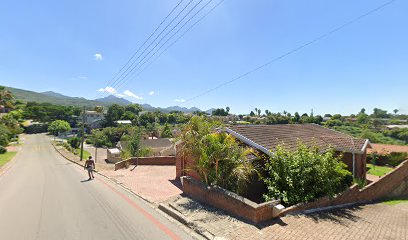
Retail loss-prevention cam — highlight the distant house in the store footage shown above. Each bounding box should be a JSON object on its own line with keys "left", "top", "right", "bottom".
{"left": 226, "top": 124, "right": 371, "bottom": 179}
{"left": 115, "top": 120, "right": 132, "bottom": 125}
{"left": 141, "top": 138, "right": 175, "bottom": 156}
{"left": 84, "top": 110, "right": 104, "bottom": 129}
{"left": 386, "top": 125, "right": 408, "bottom": 129}
{"left": 117, "top": 138, "right": 175, "bottom": 156}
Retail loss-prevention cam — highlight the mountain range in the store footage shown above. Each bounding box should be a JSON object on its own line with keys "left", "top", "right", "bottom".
{"left": 6, "top": 86, "right": 205, "bottom": 113}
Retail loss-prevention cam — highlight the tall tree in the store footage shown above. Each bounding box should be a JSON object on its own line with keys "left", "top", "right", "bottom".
{"left": 0, "top": 86, "right": 14, "bottom": 112}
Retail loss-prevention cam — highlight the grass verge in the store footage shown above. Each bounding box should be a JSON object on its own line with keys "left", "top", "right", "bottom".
{"left": 0, "top": 152, "right": 17, "bottom": 167}
{"left": 80, "top": 150, "right": 92, "bottom": 160}
{"left": 367, "top": 164, "right": 393, "bottom": 177}
{"left": 382, "top": 198, "right": 408, "bottom": 205}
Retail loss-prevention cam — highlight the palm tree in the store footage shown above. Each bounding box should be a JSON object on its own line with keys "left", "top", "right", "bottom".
{"left": 178, "top": 117, "right": 258, "bottom": 194}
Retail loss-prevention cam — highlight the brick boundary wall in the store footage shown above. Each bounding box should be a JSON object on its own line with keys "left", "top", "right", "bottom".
{"left": 280, "top": 159, "right": 408, "bottom": 216}
{"left": 115, "top": 156, "right": 176, "bottom": 170}
{"left": 181, "top": 176, "right": 284, "bottom": 224}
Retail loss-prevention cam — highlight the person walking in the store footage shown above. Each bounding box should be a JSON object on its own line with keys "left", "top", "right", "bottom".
{"left": 84, "top": 156, "right": 95, "bottom": 180}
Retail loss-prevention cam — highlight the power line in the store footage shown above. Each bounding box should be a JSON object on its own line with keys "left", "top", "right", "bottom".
{"left": 114, "top": 0, "right": 222, "bottom": 92}
{"left": 106, "top": 0, "right": 196, "bottom": 95}
{"left": 110, "top": 0, "right": 206, "bottom": 93}
{"left": 183, "top": 0, "right": 397, "bottom": 103}
{"left": 95, "top": 0, "right": 191, "bottom": 99}
{"left": 100, "top": 0, "right": 184, "bottom": 94}
{"left": 136, "top": 0, "right": 225, "bottom": 77}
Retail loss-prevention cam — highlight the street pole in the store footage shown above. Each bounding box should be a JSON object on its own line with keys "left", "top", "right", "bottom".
{"left": 80, "top": 107, "right": 86, "bottom": 161}
{"left": 94, "top": 131, "right": 98, "bottom": 163}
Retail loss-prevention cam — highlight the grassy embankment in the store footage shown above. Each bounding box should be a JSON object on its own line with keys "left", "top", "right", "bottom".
{"left": 0, "top": 152, "right": 17, "bottom": 167}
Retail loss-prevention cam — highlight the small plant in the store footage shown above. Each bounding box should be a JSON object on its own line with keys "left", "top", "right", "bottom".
{"left": 0, "top": 146, "right": 7, "bottom": 154}
{"left": 68, "top": 137, "right": 80, "bottom": 149}
{"left": 354, "top": 178, "right": 367, "bottom": 188}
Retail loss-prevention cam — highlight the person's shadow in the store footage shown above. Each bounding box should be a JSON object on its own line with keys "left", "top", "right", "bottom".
{"left": 80, "top": 179, "right": 92, "bottom": 183}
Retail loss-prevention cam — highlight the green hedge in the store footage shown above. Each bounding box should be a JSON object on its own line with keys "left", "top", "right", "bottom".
{"left": 368, "top": 152, "right": 408, "bottom": 167}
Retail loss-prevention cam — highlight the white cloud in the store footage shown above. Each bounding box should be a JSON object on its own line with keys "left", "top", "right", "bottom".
{"left": 94, "top": 53, "right": 103, "bottom": 60}
{"left": 97, "top": 86, "right": 117, "bottom": 94}
{"left": 124, "top": 90, "right": 143, "bottom": 100}
{"left": 78, "top": 76, "right": 88, "bottom": 80}
{"left": 149, "top": 91, "right": 155, "bottom": 96}
{"left": 174, "top": 99, "right": 186, "bottom": 103}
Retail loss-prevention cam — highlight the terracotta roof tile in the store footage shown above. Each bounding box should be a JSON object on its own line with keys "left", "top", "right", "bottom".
{"left": 227, "top": 124, "right": 368, "bottom": 154}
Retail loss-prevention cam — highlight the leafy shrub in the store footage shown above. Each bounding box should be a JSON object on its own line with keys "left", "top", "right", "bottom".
{"left": 67, "top": 137, "right": 80, "bottom": 149}
{"left": 0, "top": 124, "right": 11, "bottom": 147}
{"left": 263, "top": 143, "right": 352, "bottom": 206}
{"left": 368, "top": 152, "right": 408, "bottom": 167}
{"left": 24, "top": 124, "right": 49, "bottom": 134}
{"left": 138, "top": 147, "right": 153, "bottom": 157}
{"left": 360, "top": 130, "right": 405, "bottom": 145}
{"left": 48, "top": 120, "right": 71, "bottom": 136}
{"left": 0, "top": 146, "right": 7, "bottom": 154}
{"left": 353, "top": 178, "right": 367, "bottom": 189}
{"left": 161, "top": 124, "right": 173, "bottom": 138}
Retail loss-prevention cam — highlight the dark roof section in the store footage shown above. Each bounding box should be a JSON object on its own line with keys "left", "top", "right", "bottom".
{"left": 227, "top": 124, "right": 370, "bottom": 154}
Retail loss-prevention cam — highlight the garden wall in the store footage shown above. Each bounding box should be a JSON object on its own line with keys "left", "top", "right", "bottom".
{"left": 280, "top": 159, "right": 408, "bottom": 215}
{"left": 181, "top": 176, "right": 284, "bottom": 224}
{"left": 175, "top": 143, "right": 201, "bottom": 180}
{"left": 115, "top": 156, "right": 176, "bottom": 170}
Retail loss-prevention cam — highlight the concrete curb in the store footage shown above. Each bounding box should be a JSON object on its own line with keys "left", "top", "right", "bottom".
{"left": 159, "top": 203, "right": 215, "bottom": 240}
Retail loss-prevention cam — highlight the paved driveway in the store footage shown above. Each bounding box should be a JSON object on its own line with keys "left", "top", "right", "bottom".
{"left": 100, "top": 165, "right": 182, "bottom": 203}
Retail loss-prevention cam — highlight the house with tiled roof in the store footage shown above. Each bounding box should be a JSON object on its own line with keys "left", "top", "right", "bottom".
{"left": 226, "top": 124, "right": 371, "bottom": 179}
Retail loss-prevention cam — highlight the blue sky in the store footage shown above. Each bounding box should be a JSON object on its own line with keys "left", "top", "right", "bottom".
{"left": 0, "top": 0, "right": 406, "bottom": 115}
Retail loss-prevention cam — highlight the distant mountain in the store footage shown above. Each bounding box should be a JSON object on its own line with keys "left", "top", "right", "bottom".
{"left": 206, "top": 108, "right": 216, "bottom": 114}
{"left": 7, "top": 87, "right": 106, "bottom": 107}
{"left": 6, "top": 86, "right": 205, "bottom": 113}
{"left": 141, "top": 104, "right": 202, "bottom": 113}
{"left": 95, "top": 95, "right": 132, "bottom": 105}
{"left": 41, "top": 91, "right": 70, "bottom": 98}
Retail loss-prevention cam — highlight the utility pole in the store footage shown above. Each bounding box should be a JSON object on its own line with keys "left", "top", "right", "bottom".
{"left": 94, "top": 130, "right": 98, "bottom": 163}
{"left": 80, "top": 107, "right": 86, "bottom": 161}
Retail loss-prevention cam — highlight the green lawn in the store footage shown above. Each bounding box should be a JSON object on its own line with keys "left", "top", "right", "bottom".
{"left": 0, "top": 152, "right": 17, "bottom": 167}
{"left": 367, "top": 164, "right": 393, "bottom": 177}
{"left": 382, "top": 198, "right": 408, "bottom": 205}
{"left": 79, "top": 149, "right": 92, "bottom": 160}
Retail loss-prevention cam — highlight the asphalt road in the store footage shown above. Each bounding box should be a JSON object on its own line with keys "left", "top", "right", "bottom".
{"left": 0, "top": 134, "right": 194, "bottom": 240}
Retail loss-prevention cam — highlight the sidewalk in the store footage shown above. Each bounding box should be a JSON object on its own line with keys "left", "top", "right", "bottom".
{"left": 83, "top": 143, "right": 108, "bottom": 164}
{"left": 53, "top": 142, "right": 114, "bottom": 172}
{"left": 164, "top": 196, "right": 408, "bottom": 240}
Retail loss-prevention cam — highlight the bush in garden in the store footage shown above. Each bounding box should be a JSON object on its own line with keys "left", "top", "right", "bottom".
{"left": 48, "top": 120, "right": 71, "bottom": 136}
{"left": 0, "top": 146, "right": 7, "bottom": 154}
{"left": 263, "top": 142, "right": 352, "bottom": 206}
{"left": 68, "top": 137, "right": 80, "bottom": 149}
